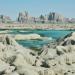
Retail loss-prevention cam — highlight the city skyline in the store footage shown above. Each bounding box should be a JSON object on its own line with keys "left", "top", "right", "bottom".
{"left": 0, "top": 0, "right": 74, "bottom": 20}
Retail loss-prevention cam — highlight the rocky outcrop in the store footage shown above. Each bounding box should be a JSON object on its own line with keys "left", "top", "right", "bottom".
{"left": 59, "top": 32, "right": 75, "bottom": 46}
{"left": 1, "top": 33, "right": 75, "bottom": 75}
{"left": 14, "top": 34, "right": 42, "bottom": 40}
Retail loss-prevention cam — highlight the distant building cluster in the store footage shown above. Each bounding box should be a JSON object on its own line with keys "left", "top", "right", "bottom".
{"left": 17, "top": 11, "right": 35, "bottom": 24}
{"left": 0, "top": 11, "right": 75, "bottom": 23}
{"left": 0, "top": 15, "right": 12, "bottom": 23}
{"left": 64, "top": 18, "right": 75, "bottom": 23}
{"left": 17, "top": 11, "right": 75, "bottom": 24}
{"left": 17, "top": 11, "right": 64, "bottom": 23}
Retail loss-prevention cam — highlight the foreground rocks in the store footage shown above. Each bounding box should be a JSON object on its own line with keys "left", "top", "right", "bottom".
{"left": 0, "top": 33, "right": 75, "bottom": 75}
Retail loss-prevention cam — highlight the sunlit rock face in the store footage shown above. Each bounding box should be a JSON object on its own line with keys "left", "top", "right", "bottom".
{"left": 1, "top": 34, "right": 75, "bottom": 75}
{"left": 14, "top": 34, "right": 42, "bottom": 40}
{"left": 59, "top": 32, "right": 75, "bottom": 46}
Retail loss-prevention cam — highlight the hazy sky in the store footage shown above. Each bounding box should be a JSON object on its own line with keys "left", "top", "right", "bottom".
{"left": 0, "top": 0, "right": 74, "bottom": 20}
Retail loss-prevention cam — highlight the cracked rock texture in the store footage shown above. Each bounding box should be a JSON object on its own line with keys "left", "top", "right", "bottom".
{"left": 0, "top": 32, "right": 75, "bottom": 75}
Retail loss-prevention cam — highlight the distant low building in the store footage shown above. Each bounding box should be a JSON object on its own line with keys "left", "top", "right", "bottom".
{"left": 0, "top": 15, "right": 11, "bottom": 23}
{"left": 64, "top": 18, "right": 70, "bottom": 23}
{"left": 70, "top": 18, "right": 75, "bottom": 23}
{"left": 48, "top": 12, "right": 64, "bottom": 22}
{"left": 64, "top": 18, "right": 75, "bottom": 23}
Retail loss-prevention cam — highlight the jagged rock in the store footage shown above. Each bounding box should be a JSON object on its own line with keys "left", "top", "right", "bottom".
{"left": 1, "top": 34, "right": 75, "bottom": 75}
{"left": 0, "top": 59, "right": 10, "bottom": 74}
{"left": 38, "top": 69, "right": 55, "bottom": 75}
{"left": 60, "top": 32, "right": 75, "bottom": 46}
{"left": 4, "top": 72, "right": 19, "bottom": 75}
{"left": 15, "top": 47, "right": 36, "bottom": 65}
{"left": 0, "top": 45, "right": 16, "bottom": 64}
{"left": 17, "top": 68, "right": 39, "bottom": 75}
{"left": 46, "top": 59, "right": 58, "bottom": 68}
{"left": 40, "top": 46, "right": 56, "bottom": 60}
{"left": 56, "top": 46, "right": 71, "bottom": 55}
{"left": 5, "top": 66, "right": 15, "bottom": 74}
{"left": 56, "top": 45, "right": 75, "bottom": 56}
{"left": 2, "top": 35, "right": 19, "bottom": 46}
{"left": 13, "top": 53, "right": 31, "bottom": 68}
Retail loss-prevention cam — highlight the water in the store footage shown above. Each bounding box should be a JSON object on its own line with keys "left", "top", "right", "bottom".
{"left": 8, "top": 29, "right": 74, "bottom": 39}
{"left": 17, "top": 39, "right": 51, "bottom": 48}
{"left": 1, "top": 29, "right": 75, "bottom": 48}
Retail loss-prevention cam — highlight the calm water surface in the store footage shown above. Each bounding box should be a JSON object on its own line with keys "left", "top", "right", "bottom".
{"left": 1, "top": 29, "right": 75, "bottom": 48}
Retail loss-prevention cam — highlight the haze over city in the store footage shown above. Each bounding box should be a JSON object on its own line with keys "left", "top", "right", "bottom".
{"left": 0, "top": 0, "right": 75, "bottom": 20}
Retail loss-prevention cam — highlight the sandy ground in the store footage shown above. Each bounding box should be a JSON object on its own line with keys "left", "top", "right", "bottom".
{"left": 0, "top": 23, "right": 75, "bottom": 30}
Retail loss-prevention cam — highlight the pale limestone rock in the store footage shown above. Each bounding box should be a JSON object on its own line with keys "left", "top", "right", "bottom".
{"left": 4, "top": 72, "right": 19, "bottom": 75}
{"left": 40, "top": 48, "right": 56, "bottom": 60}
{"left": 2, "top": 35, "right": 19, "bottom": 46}
{"left": 1, "top": 34, "right": 75, "bottom": 75}
{"left": 2, "top": 46, "right": 16, "bottom": 63}
{"left": 13, "top": 53, "right": 31, "bottom": 68}
{"left": 37, "top": 68, "right": 55, "bottom": 75}
{"left": 5, "top": 66, "right": 15, "bottom": 74}
{"left": 56, "top": 45, "right": 72, "bottom": 55}
{"left": 17, "top": 68, "right": 39, "bottom": 75}
{"left": 14, "top": 34, "right": 42, "bottom": 40}
{"left": 0, "top": 59, "right": 10, "bottom": 72}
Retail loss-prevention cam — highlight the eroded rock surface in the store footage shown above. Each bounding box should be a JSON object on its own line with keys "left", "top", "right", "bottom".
{"left": 0, "top": 33, "right": 75, "bottom": 75}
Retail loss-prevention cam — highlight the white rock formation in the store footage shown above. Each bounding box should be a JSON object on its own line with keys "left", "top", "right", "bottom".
{"left": 14, "top": 34, "right": 42, "bottom": 40}
{"left": 0, "top": 33, "right": 75, "bottom": 75}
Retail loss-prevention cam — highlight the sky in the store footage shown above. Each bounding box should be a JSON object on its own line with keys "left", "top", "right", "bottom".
{"left": 0, "top": 0, "right": 75, "bottom": 20}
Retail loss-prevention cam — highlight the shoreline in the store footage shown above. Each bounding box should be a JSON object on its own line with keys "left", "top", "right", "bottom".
{"left": 0, "top": 23, "right": 75, "bottom": 30}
